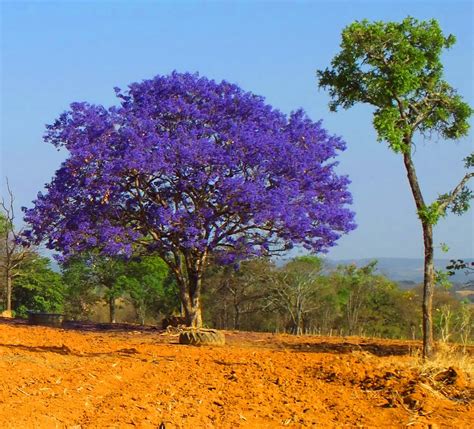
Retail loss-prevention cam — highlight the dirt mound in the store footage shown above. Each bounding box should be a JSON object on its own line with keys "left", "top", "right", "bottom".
{"left": 0, "top": 319, "right": 472, "bottom": 428}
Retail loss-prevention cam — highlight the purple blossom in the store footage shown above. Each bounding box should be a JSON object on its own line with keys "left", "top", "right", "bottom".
{"left": 23, "top": 72, "right": 356, "bottom": 326}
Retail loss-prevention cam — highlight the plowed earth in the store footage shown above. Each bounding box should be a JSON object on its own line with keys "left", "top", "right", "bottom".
{"left": 0, "top": 319, "right": 472, "bottom": 428}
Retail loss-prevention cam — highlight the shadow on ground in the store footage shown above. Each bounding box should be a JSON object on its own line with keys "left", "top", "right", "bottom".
{"left": 0, "top": 316, "right": 161, "bottom": 333}
{"left": 0, "top": 342, "right": 144, "bottom": 358}
{"left": 281, "top": 340, "right": 417, "bottom": 357}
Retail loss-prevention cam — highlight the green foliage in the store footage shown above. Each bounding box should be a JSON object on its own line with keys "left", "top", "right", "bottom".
{"left": 439, "top": 242, "right": 450, "bottom": 253}
{"left": 317, "top": 17, "right": 472, "bottom": 151}
{"left": 62, "top": 253, "right": 178, "bottom": 323}
{"left": 62, "top": 256, "right": 101, "bottom": 320}
{"left": 434, "top": 269, "right": 452, "bottom": 290}
{"left": 12, "top": 255, "right": 64, "bottom": 318}
{"left": 447, "top": 187, "right": 473, "bottom": 215}
{"left": 417, "top": 202, "right": 445, "bottom": 225}
{"left": 464, "top": 153, "right": 474, "bottom": 169}
{"left": 116, "top": 255, "right": 178, "bottom": 324}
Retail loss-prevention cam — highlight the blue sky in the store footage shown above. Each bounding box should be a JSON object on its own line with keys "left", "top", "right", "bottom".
{"left": 1, "top": 0, "right": 473, "bottom": 260}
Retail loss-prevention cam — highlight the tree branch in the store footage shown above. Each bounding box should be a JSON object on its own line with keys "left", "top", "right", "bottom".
{"left": 438, "top": 171, "right": 474, "bottom": 212}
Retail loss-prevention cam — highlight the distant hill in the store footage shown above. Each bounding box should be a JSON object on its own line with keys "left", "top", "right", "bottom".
{"left": 328, "top": 257, "right": 474, "bottom": 285}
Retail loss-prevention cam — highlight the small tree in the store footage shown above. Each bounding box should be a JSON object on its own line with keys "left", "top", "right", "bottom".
{"left": 62, "top": 257, "right": 101, "bottom": 320}
{"left": 317, "top": 17, "right": 473, "bottom": 357}
{"left": 0, "top": 181, "right": 33, "bottom": 315}
{"left": 267, "top": 256, "right": 324, "bottom": 335}
{"left": 203, "top": 258, "right": 274, "bottom": 330}
{"left": 116, "top": 255, "right": 171, "bottom": 325}
{"left": 333, "top": 261, "right": 378, "bottom": 336}
{"left": 24, "top": 72, "right": 355, "bottom": 327}
{"left": 12, "top": 254, "right": 64, "bottom": 318}
{"left": 61, "top": 254, "right": 126, "bottom": 323}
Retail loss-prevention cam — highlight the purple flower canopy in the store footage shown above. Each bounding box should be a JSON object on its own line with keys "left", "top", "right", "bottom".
{"left": 24, "top": 72, "right": 356, "bottom": 263}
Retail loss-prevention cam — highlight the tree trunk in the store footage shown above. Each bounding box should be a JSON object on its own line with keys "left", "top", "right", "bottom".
{"left": 403, "top": 148, "right": 434, "bottom": 358}
{"left": 183, "top": 294, "right": 202, "bottom": 327}
{"left": 171, "top": 253, "right": 207, "bottom": 328}
{"left": 233, "top": 305, "right": 240, "bottom": 330}
{"left": 179, "top": 277, "right": 203, "bottom": 328}
{"left": 136, "top": 304, "right": 146, "bottom": 325}
{"left": 6, "top": 273, "right": 12, "bottom": 312}
{"left": 295, "top": 304, "right": 303, "bottom": 335}
{"left": 296, "top": 321, "right": 303, "bottom": 336}
{"left": 109, "top": 296, "right": 116, "bottom": 324}
{"left": 422, "top": 223, "right": 435, "bottom": 357}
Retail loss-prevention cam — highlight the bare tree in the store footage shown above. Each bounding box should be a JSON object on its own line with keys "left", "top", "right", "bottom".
{"left": 204, "top": 259, "right": 274, "bottom": 330}
{"left": 0, "top": 180, "right": 32, "bottom": 316}
{"left": 265, "top": 256, "right": 324, "bottom": 335}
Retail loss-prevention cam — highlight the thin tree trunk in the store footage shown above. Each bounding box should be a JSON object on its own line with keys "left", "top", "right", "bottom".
{"left": 403, "top": 147, "right": 434, "bottom": 358}
{"left": 233, "top": 305, "right": 240, "bottom": 330}
{"left": 6, "top": 273, "right": 12, "bottom": 312}
{"left": 422, "top": 224, "right": 435, "bottom": 357}
{"left": 109, "top": 295, "right": 116, "bottom": 324}
{"left": 136, "top": 304, "right": 146, "bottom": 325}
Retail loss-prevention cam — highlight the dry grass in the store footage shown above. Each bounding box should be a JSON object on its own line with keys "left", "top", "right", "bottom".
{"left": 416, "top": 342, "right": 473, "bottom": 379}
{"left": 405, "top": 342, "right": 474, "bottom": 405}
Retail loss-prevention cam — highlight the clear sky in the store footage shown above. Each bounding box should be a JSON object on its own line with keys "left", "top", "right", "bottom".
{"left": 1, "top": 0, "right": 473, "bottom": 260}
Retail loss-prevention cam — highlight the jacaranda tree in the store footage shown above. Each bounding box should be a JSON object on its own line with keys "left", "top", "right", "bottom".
{"left": 24, "top": 72, "right": 355, "bottom": 327}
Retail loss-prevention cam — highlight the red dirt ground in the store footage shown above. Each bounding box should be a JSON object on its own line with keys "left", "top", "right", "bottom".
{"left": 0, "top": 319, "right": 472, "bottom": 428}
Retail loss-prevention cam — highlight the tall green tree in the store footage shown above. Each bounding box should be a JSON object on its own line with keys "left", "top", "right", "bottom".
{"left": 317, "top": 17, "right": 473, "bottom": 357}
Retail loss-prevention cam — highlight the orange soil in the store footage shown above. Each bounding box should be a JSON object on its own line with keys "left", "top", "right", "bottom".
{"left": 0, "top": 319, "right": 472, "bottom": 428}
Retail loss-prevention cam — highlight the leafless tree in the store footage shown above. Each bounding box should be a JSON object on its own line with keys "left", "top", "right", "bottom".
{"left": 0, "top": 180, "right": 33, "bottom": 315}
{"left": 265, "top": 257, "right": 324, "bottom": 335}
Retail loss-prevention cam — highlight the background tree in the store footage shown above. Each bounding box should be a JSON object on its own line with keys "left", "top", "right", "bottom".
{"left": 265, "top": 256, "right": 324, "bottom": 334}
{"left": 1, "top": 181, "right": 33, "bottom": 315}
{"left": 12, "top": 254, "right": 64, "bottom": 318}
{"left": 317, "top": 17, "right": 473, "bottom": 357}
{"left": 116, "top": 255, "right": 174, "bottom": 325}
{"left": 89, "top": 256, "right": 126, "bottom": 324}
{"left": 62, "top": 254, "right": 126, "bottom": 323}
{"left": 203, "top": 258, "right": 274, "bottom": 330}
{"left": 62, "top": 256, "right": 101, "bottom": 321}
{"left": 24, "top": 72, "right": 356, "bottom": 327}
{"left": 358, "top": 268, "right": 418, "bottom": 338}
{"left": 62, "top": 253, "right": 179, "bottom": 323}
{"left": 332, "top": 262, "right": 378, "bottom": 336}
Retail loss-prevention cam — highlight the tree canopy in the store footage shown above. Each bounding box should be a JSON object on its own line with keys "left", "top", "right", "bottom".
{"left": 318, "top": 17, "right": 472, "bottom": 153}
{"left": 24, "top": 72, "right": 355, "bottom": 326}
{"left": 12, "top": 254, "right": 64, "bottom": 318}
